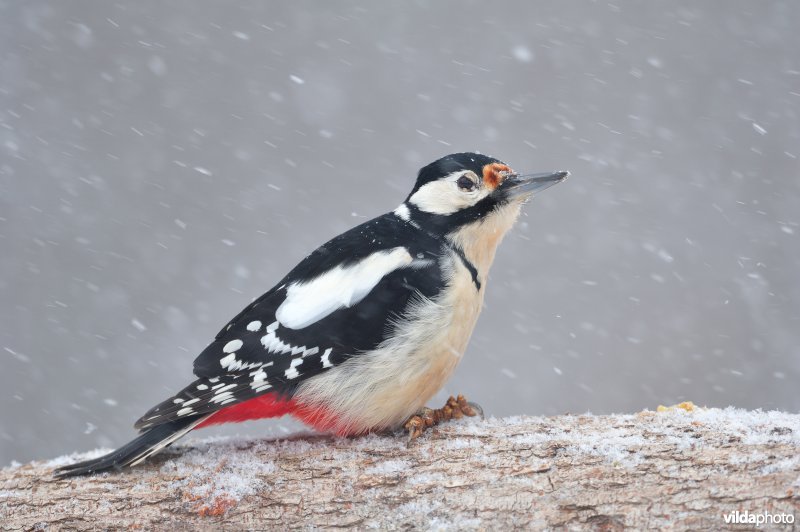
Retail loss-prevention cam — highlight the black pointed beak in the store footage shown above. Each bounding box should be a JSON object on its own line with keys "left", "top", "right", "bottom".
{"left": 501, "top": 170, "right": 570, "bottom": 198}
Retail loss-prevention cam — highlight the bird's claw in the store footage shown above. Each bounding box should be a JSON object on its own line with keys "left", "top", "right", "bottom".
{"left": 403, "top": 394, "right": 483, "bottom": 444}
{"left": 466, "top": 400, "right": 484, "bottom": 420}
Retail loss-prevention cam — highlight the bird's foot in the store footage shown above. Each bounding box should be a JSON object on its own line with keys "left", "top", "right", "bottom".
{"left": 403, "top": 394, "right": 483, "bottom": 442}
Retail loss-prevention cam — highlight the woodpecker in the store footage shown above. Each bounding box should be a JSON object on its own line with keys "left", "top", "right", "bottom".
{"left": 55, "top": 152, "right": 568, "bottom": 478}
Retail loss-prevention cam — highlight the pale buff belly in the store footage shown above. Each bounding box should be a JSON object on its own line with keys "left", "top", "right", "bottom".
{"left": 292, "top": 259, "right": 484, "bottom": 435}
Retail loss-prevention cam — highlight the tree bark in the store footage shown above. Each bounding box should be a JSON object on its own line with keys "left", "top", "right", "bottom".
{"left": 2, "top": 408, "right": 799, "bottom": 530}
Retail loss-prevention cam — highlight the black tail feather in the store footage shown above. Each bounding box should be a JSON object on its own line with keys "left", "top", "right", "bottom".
{"left": 54, "top": 416, "right": 207, "bottom": 478}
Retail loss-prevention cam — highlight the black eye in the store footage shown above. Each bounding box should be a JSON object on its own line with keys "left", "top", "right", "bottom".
{"left": 457, "top": 175, "right": 476, "bottom": 191}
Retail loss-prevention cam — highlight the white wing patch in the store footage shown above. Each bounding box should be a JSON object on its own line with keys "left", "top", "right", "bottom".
{"left": 223, "top": 339, "right": 243, "bottom": 353}
{"left": 285, "top": 357, "right": 304, "bottom": 380}
{"left": 276, "top": 247, "right": 414, "bottom": 329}
{"left": 321, "top": 347, "right": 333, "bottom": 368}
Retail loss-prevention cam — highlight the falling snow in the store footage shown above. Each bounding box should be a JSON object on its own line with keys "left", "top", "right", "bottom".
{"left": 1, "top": 2, "right": 799, "bottom": 471}
{"left": 511, "top": 45, "right": 534, "bottom": 63}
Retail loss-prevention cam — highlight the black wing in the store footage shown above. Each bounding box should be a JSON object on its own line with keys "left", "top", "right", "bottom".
{"left": 135, "top": 214, "right": 445, "bottom": 430}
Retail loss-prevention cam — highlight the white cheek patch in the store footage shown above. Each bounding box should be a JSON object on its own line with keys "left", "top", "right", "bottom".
{"left": 408, "top": 172, "right": 489, "bottom": 215}
{"left": 276, "top": 247, "right": 414, "bottom": 329}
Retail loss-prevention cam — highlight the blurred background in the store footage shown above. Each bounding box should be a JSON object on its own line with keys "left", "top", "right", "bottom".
{"left": 2, "top": 1, "right": 798, "bottom": 465}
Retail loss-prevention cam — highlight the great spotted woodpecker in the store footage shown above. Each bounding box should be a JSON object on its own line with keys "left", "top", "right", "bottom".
{"left": 55, "top": 152, "right": 568, "bottom": 477}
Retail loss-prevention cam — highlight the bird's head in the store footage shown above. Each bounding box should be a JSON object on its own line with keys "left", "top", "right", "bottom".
{"left": 396, "top": 152, "right": 568, "bottom": 242}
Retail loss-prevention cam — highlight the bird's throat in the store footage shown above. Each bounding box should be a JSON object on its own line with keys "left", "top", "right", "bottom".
{"left": 445, "top": 202, "right": 523, "bottom": 285}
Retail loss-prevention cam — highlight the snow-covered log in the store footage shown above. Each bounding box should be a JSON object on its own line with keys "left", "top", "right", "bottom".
{"left": 2, "top": 408, "right": 799, "bottom": 530}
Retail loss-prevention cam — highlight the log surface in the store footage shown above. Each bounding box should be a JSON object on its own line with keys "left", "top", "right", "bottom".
{"left": 2, "top": 408, "right": 799, "bottom": 530}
